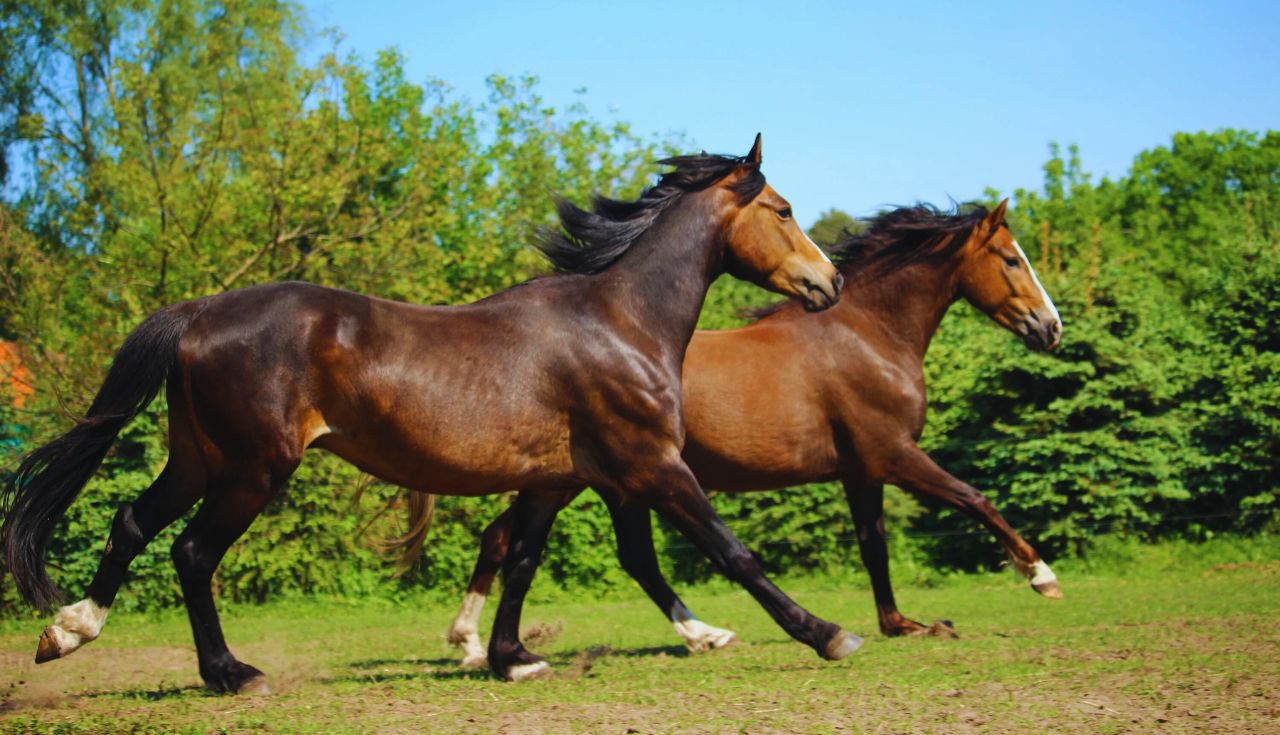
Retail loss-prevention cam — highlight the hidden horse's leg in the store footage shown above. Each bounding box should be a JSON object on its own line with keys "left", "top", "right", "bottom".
{"left": 885, "top": 444, "right": 1062, "bottom": 598}
{"left": 37, "top": 451, "right": 203, "bottom": 663}
{"left": 450, "top": 489, "right": 584, "bottom": 668}
{"left": 598, "top": 487, "right": 736, "bottom": 652}
{"left": 448, "top": 505, "right": 515, "bottom": 667}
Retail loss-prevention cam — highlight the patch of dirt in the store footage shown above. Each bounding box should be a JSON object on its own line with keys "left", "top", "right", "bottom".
{"left": 518, "top": 621, "right": 563, "bottom": 649}
{"left": 1206, "top": 561, "right": 1280, "bottom": 576}
{"left": 562, "top": 646, "right": 610, "bottom": 679}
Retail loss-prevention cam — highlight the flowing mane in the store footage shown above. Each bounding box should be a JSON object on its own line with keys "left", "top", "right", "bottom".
{"left": 827, "top": 203, "right": 989, "bottom": 276}
{"left": 751, "top": 203, "right": 990, "bottom": 321}
{"left": 535, "top": 153, "right": 766, "bottom": 275}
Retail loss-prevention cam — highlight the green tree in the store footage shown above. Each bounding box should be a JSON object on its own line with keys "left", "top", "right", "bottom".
{"left": 0, "top": 0, "right": 665, "bottom": 611}
{"left": 808, "top": 207, "right": 859, "bottom": 247}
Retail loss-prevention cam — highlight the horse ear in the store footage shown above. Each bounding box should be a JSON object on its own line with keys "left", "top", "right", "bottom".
{"left": 991, "top": 198, "right": 1009, "bottom": 225}
{"left": 745, "top": 133, "right": 762, "bottom": 166}
{"left": 979, "top": 198, "right": 1009, "bottom": 240}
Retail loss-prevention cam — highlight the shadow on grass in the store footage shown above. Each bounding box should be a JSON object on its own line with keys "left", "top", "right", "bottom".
{"left": 80, "top": 683, "right": 208, "bottom": 701}
{"left": 334, "top": 643, "right": 691, "bottom": 684}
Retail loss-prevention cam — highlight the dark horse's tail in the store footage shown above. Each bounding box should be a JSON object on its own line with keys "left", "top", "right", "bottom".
{"left": 1, "top": 303, "right": 204, "bottom": 611}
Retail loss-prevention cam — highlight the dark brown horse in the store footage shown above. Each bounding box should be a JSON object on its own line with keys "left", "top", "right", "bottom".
{"left": 1, "top": 136, "right": 854, "bottom": 692}
{"left": 424, "top": 200, "right": 1065, "bottom": 665}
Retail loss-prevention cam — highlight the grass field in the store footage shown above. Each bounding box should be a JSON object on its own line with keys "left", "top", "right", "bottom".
{"left": 2, "top": 538, "right": 1278, "bottom": 734}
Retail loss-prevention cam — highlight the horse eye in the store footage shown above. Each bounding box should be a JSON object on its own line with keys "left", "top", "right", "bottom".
{"left": 778, "top": 207, "right": 792, "bottom": 220}
{"left": 1004, "top": 256, "right": 1020, "bottom": 268}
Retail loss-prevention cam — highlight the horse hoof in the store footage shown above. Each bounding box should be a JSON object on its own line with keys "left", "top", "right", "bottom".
{"left": 237, "top": 675, "right": 273, "bottom": 696}
{"left": 34, "top": 625, "right": 82, "bottom": 663}
{"left": 460, "top": 653, "right": 488, "bottom": 668}
{"left": 506, "top": 660, "right": 552, "bottom": 682}
{"left": 708, "top": 629, "right": 737, "bottom": 650}
{"left": 924, "top": 621, "right": 959, "bottom": 639}
{"left": 1033, "top": 580, "right": 1064, "bottom": 599}
{"left": 677, "top": 620, "right": 737, "bottom": 653}
{"left": 823, "top": 630, "right": 864, "bottom": 660}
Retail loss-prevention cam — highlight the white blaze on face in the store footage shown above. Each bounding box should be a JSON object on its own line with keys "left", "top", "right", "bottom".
{"left": 1013, "top": 240, "right": 1060, "bottom": 323}
{"left": 804, "top": 230, "right": 833, "bottom": 264}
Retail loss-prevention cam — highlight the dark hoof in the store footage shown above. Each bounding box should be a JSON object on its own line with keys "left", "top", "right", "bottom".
{"left": 204, "top": 661, "right": 269, "bottom": 695}
{"left": 921, "top": 620, "right": 959, "bottom": 639}
{"left": 237, "top": 675, "right": 273, "bottom": 696}
{"left": 822, "top": 630, "right": 864, "bottom": 660}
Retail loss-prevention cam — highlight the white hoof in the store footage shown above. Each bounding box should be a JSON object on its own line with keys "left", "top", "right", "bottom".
{"left": 456, "top": 633, "right": 488, "bottom": 668}
{"left": 674, "top": 619, "right": 737, "bottom": 653}
{"left": 506, "top": 660, "right": 552, "bottom": 682}
{"left": 35, "top": 599, "right": 108, "bottom": 663}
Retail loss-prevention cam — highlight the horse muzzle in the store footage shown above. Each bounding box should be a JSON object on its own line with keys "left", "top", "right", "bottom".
{"left": 1023, "top": 314, "right": 1062, "bottom": 351}
{"left": 799, "top": 269, "right": 843, "bottom": 312}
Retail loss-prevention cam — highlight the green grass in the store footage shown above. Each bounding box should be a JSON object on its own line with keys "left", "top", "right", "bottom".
{"left": 2, "top": 537, "right": 1278, "bottom": 734}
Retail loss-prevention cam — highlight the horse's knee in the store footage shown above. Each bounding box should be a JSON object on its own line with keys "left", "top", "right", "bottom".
{"left": 105, "top": 503, "right": 146, "bottom": 561}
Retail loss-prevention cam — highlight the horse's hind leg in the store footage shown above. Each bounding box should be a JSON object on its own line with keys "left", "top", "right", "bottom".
{"left": 36, "top": 460, "right": 203, "bottom": 663}
{"left": 597, "top": 487, "right": 735, "bottom": 652}
{"left": 449, "top": 502, "right": 516, "bottom": 667}
{"left": 171, "top": 466, "right": 292, "bottom": 694}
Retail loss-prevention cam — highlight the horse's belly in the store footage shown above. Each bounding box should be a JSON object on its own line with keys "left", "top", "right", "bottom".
{"left": 684, "top": 432, "right": 839, "bottom": 492}
{"left": 316, "top": 410, "right": 575, "bottom": 495}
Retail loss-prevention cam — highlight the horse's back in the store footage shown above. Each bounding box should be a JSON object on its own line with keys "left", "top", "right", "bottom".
{"left": 173, "top": 281, "right": 581, "bottom": 493}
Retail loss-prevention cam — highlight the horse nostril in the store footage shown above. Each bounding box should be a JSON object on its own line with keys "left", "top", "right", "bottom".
{"left": 832, "top": 272, "right": 845, "bottom": 294}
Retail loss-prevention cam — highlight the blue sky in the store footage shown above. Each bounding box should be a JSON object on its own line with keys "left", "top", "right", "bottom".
{"left": 304, "top": 1, "right": 1279, "bottom": 227}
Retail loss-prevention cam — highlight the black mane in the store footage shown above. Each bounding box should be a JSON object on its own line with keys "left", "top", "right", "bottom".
{"left": 826, "top": 203, "right": 989, "bottom": 275}
{"left": 535, "top": 153, "right": 766, "bottom": 275}
{"left": 750, "top": 203, "right": 990, "bottom": 321}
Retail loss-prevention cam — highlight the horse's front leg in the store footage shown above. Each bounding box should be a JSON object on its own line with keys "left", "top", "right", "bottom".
{"left": 884, "top": 443, "right": 1062, "bottom": 598}
{"left": 842, "top": 477, "right": 952, "bottom": 637}
{"left": 624, "top": 461, "right": 862, "bottom": 660}
{"left": 450, "top": 489, "right": 584, "bottom": 668}
{"left": 596, "top": 486, "right": 736, "bottom": 653}
{"left": 486, "top": 490, "right": 564, "bottom": 682}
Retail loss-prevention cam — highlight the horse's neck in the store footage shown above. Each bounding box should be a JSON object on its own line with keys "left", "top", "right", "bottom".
{"left": 607, "top": 198, "right": 722, "bottom": 360}
{"left": 834, "top": 258, "right": 959, "bottom": 362}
